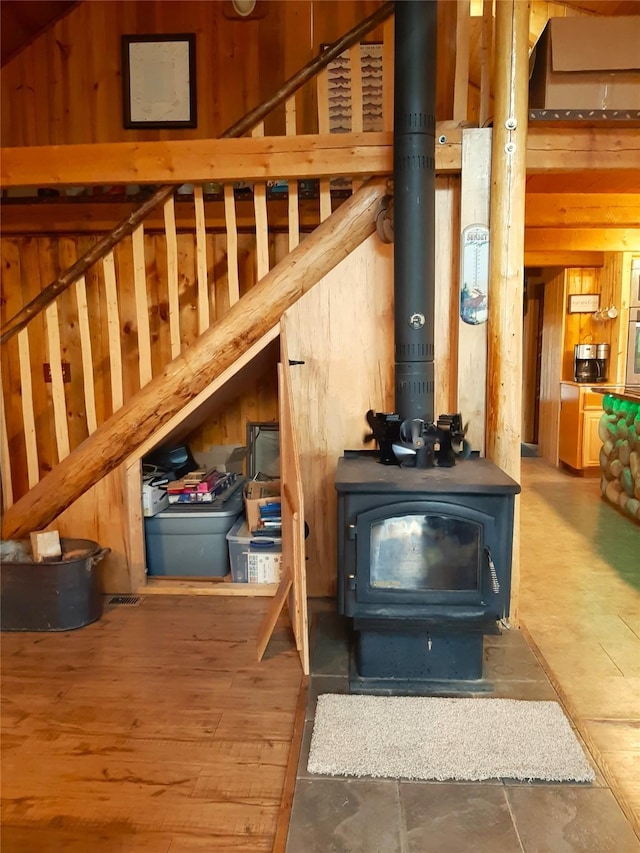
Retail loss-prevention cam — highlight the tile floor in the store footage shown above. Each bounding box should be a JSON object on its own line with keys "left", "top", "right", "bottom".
{"left": 285, "top": 458, "right": 640, "bottom": 853}
{"left": 518, "top": 458, "right": 640, "bottom": 836}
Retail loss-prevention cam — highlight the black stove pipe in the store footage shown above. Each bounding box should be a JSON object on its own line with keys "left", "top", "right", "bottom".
{"left": 393, "top": 0, "right": 437, "bottom": 424}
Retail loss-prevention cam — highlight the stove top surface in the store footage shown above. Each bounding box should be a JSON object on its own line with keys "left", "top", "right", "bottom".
{"left": 335, "top": 452, "right": 521, "bottom": 494}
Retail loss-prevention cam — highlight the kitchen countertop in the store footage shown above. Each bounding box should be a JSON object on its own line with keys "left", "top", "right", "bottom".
{"left": 590, "top": 385, "right": 640, "bottom": 404}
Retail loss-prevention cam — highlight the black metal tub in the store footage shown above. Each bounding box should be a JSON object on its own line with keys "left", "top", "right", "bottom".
{"left": 1, "top": 538, "right": 110, "bottom": 631}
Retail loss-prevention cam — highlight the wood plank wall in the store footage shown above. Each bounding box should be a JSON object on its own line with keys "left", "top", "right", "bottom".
{"left": 0, "top": 0, "right": 485, "bottom": 151}
{"left": 0, "top": 233, "right": 282, "bottom": 496}
{"left": 538, "top": 269, "right": 566, "bottom": 466}
{"left": 286, "top": 177, "right": 461, "bottom": 597}
{"left": 285, "top": 235, "right": 394, "bottom": 598}
{"left": 562, "top": 267, "right": 600, "bottom": 381}
{"left": 0, "top": 0, "right": 387, "bottom": 148}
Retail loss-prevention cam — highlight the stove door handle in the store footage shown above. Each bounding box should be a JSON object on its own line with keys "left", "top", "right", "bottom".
{"left": 485, "top": 547, "right": 500, "bottom": 594}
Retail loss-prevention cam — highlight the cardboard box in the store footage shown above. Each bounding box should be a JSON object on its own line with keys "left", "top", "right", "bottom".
{"left": 529, "top": 16, "right": 640, "bottom": 110}
{"left": 244, "top": 479, "right": 280, "bottom": 532}
{"left": 196, "top": 445, "right": 246, "bottom": 475}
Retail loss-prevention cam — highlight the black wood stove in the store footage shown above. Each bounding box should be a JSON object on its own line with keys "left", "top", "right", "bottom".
{"left": 336, "top": 454, "right": 519, "bottom": 694}
{"left": 334, "top": 0, "right": 521, "bottom": 695}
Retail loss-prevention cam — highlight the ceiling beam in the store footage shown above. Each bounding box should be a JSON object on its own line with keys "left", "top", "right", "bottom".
{"left": 527, "top": 127, "right": 640, "bottom": 174}
{"left": 3, "top": 126, "right": 638, "bottom": 190}
{"left": 524, "top": 251, "right": 605, "bottom": 268}
{"left": 525, "top": 227, "right": 640, "bottom": 252}
{"left": 526, "top": 193, "right": 640, "bottom": 227}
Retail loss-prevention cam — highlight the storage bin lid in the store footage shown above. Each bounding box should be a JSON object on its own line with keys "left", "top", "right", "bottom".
{"left": 227, "top": 517, "right": 282, "bottom": 546}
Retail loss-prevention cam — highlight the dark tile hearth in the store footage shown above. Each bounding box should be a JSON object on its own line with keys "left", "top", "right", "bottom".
{"left": 285, "top": 606, "right": 640, "bottom": 853}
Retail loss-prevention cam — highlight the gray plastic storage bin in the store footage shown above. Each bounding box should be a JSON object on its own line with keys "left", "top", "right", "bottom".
{"left": 145, "top": 487, "right": 244, "bottom": 577}
{"left": 226, "top": 518, "right": 282, "bottom": 583}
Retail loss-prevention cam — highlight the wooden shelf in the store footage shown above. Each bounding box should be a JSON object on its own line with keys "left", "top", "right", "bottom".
{"left": 529, "top": 109, "right": 640, "bottom": 128}
{"left": 141, "top": 578, "right": 278, "bottom": 596}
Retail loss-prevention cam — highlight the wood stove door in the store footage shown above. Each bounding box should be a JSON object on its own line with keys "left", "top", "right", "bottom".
{"left": 352, "top": 501, "right": 496, "bottom": 607}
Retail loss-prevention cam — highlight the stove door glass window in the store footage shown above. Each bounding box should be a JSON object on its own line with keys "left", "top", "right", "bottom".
{"left": 370, "top": 513, "right": 480, "bottom": 591}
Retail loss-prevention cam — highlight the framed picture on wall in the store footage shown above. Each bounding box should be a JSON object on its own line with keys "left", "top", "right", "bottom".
{"left": 567, "top": 294, "right": 600, "bottom": 314}
{"left": 121, "top": 34, "right": 197, "bottom": 129}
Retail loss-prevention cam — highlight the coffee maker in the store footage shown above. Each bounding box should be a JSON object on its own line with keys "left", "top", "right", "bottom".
{"left": 574, "top": 343, "right": 607, "bottom": 383}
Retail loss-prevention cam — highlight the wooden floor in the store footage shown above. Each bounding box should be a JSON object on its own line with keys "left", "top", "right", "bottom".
{"left": 1, "top": 595, "right": 304, "bottom": 852}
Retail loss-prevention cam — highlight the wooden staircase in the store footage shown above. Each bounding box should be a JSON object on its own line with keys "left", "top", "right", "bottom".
{"left": 1, "top": 178, "right": 386, "bottom": 539}
{"left": 0, "top": 3, "right": 395, "bottom": 535}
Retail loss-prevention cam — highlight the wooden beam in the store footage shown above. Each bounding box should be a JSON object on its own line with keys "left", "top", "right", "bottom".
{"left": 0, "top": 130, "right": 463, "bottom": 189}
{"left": 524, "top": 251, "right": 604, "bottom": 268}
{"left": 526, "top": 171, "right": 640, "bottom": 194}
{"left": 525, "top": 228, "right": 640, "bottom": 253}
{"left": 453, "top": 0, "right": 471, "bottom": 123}
{"left": 141, "top": 579, "right": 279, "bottom": 596}
{"left": 527, "top": 127, "right": 640, "bottom": 174}
{"left": 0, "top": 126, "right": 636, "bottom": 198}
{"left": 18, "top": 187, "right": 639, "bottom": 238}
{"left": 525, "top": 194, "right": 640, "bottom": 228}
{"left": 0, "top": 199, "right": 325, "bottom": 235}
{"left": 1, "top": 178, "right": 387, "bottom": 540}
{"left": 486, "top": 0, "right": 529, "bottom": 626}
{"left": 0, "top": 135, "right": 393, "bottom": 187}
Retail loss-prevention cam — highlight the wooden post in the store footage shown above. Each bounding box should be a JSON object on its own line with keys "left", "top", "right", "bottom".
{"left": 479, "top": 0, "right": 494, "bottom": 129}
{"left": 486, "top": 0, "right": 530, "bottom": 625}
{"left": 453, "top": 0, "right": 471, "bottom": 124}
{"left": 457, "top": 128, "right": 492, "bottom": 455}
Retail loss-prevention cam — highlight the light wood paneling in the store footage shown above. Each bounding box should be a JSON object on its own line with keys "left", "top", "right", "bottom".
{"left": 47, "top": 466, "right": 130, "bottom": 593}
{"left": 1, "top": 231, "right": 281, "bottom": 501}
{"left": 522, "top": 281, "right": 543, "bottom": 444}
{"left": 538, "top": 269, "right": 566, "bottom": 465}
{"left": 272, "top": 336, "right": 309, "bottom": 674}
{"left": 457, "top": 128, "right": 491, "bottom": 455}
{"left": 285, "top": 234, "right": 394, "bottom": 597}
{"left": 434, "top": 176, "right": 461, "bottom": 417}
{"left": 563, "top": 267, "right": 600, "bottom": 380}
{"left": 600, "top": 253, "right": 630, "bottom": 385}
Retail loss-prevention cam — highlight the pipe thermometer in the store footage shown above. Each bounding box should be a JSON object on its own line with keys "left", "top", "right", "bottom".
{"left": 460, "top": 224, "right": 490, "bottom": 326}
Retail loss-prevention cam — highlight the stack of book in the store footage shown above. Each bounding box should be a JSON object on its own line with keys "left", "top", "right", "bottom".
{"left": 254, "top": 500, "right": 282, "bottom": 538}
{"left": 167, "top": 469, "right": 236, "bottom": 504}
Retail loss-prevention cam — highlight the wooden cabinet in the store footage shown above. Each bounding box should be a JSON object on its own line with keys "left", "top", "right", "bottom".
{"left": 559, "top": 383, "right": 603, "bottom": 471}
{"left": 582, "top": 409, "right": 603, "bottom": 468}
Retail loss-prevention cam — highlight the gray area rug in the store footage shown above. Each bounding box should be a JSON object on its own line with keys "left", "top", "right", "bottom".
{"left": 308, "top": 694, "right": 595, "bottom": 783}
